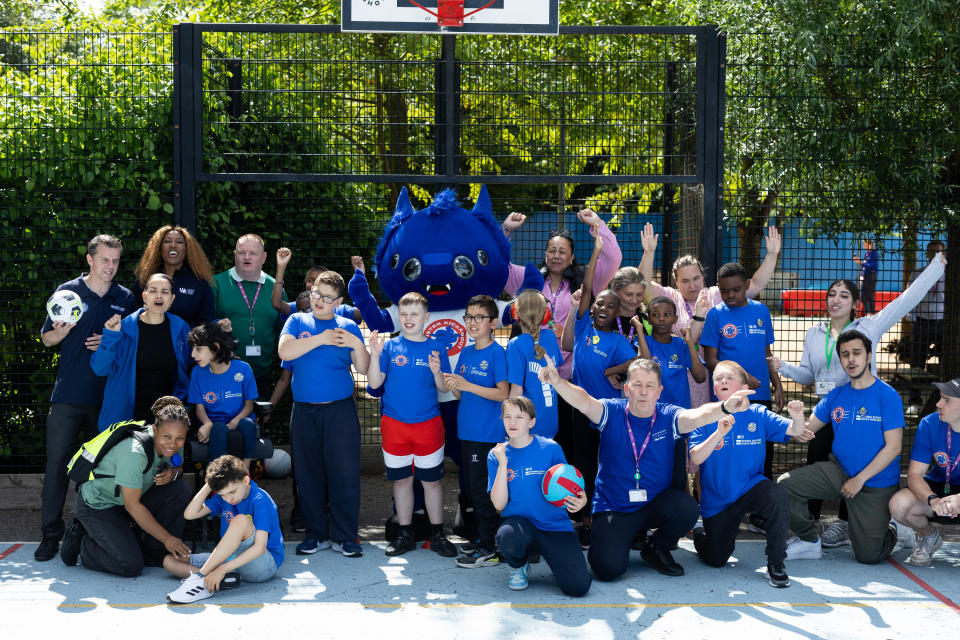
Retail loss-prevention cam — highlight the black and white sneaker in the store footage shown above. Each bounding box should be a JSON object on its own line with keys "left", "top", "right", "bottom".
{"left": 455, "top": 548, "right": 499, "bottom": 568}
{"left": 767, "top": 560, "right": 790, "bottom": 588}
{"left": 167, "top": 573, "right": 213, "bottom": 603}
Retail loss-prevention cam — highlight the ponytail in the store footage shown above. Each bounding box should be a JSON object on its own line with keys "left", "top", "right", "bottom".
{"left": 514, "top": 290, "right": 549, "bottom": 359}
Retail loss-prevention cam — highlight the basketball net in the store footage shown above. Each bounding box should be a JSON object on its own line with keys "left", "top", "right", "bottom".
{"left": 406, "top": 0, "right": 496, "bottom": 28}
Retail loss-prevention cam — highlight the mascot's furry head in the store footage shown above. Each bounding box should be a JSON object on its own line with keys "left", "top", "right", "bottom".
{"left": 374, "top": 186, "right": 511, "bottom": 311}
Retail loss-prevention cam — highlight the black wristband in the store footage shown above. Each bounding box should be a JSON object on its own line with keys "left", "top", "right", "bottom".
{"left": 692, "top": 315, "right": 706, "bottom": 322}
{"left": 927, "top": 493, "right": 939, "bottom": 506}
{"left": 720, "top": 401, "right": 732, "bottom": 415}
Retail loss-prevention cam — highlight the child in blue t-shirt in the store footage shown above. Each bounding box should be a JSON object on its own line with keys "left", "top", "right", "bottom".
{"left": 488, "top": 397, "right": 591, "bottom": 596}
{"left": 165, "top": 455, "right": 283, "bottom": 603}
{"left": 367, "top": 291, "right": 455, "bottom": 558}
{"left": 688, "top": 361, "right": 807, "bottom": 588}
{"left": 443, "top": 294, "right": 509, "bottom": 567}
{"left": 187, "top": 322, "right": 259, "bottom": 468}
{"left": 506, "top": 290, "right": 563, "bottom": 439}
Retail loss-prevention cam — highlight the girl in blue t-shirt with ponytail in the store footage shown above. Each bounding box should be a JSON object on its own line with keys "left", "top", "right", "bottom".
{"left": 187, "top": 322, "right": 259, "bottom": 468}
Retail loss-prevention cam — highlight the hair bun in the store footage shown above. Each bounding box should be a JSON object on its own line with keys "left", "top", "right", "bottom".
{"left": 151, "top": 395, "right": 184, "bottom": 416}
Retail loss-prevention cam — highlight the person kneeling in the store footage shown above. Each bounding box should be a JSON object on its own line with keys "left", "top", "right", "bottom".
{"left": 489, "top": 397, "right": 591, "bottom": 596}
{"left": 165, "top": 455, "right": 284, "bottom": 603}
{"left": 689, "top": 361, "right": 811, "bottom": 588}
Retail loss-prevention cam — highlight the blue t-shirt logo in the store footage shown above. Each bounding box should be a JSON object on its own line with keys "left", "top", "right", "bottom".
{"left": 722, "top": 323, "right": 739, "bottom": 338}
{"left": 233, "top": 372, "right": 244, "bottom": 382}
{"left": 204, "top": 391, "right": 217, "bottom": 404}
{"left": 506, "top": 467, "right": 516, "bottom": 482}
{"left": 714, "top": 438, "right": 725, "bottom": 451}
{"left": 479, "top": 359, "right": 489, "bottom": 370}
{"left": 394, "top": 354, "right": 408, "bottom": 367}
{"left": 458, "top": 363, "right": 467, "bottom": 374}
{"left": 832, "top": 406, "right": 846, "bottom": 423}
{"left": 747, "top": 422, "right": 758, "bottom": 432}
{"left": 934, "top": 451, "right": 949, "bottom": 467}
{"left": 299, "top": 330, "right": 311, "bottom": 339}
{"left": 757, "top": 318, "right": 763, "bottom": 327}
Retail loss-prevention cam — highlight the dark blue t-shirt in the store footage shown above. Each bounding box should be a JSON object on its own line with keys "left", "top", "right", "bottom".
{"left": 506, "top": 331, "right": 563, "bottom": 439}
{"left": 910, "top": 413, "right": 960, "bottom": 486}
{"left": 813, "top": 379, "right": 904, "bottom": 488}
{"left": 700, "top": 299, "right": 775, "bottom": 401}
{"left": 204, "top": 480, "right": 284, "bottom": 568}
{"left": 132, "top": 264, "right": 215, "bottom": 327}
{"left": 487, "top": 435, "right": 573, "bottom": 532}
{"left": 42, "top": 275, "right": 135, "bottom": 407}
{"left": 572, "top": 310, "right": 637, "bottom": 401}
{"left": 380, "top": 336, "right": 452, "bottom": 423}
{"left": 188, "top": 359, "right": 258, "bottom": 422}
{"left": 282, "top": 312, "right": 364, "bottom": 403}
{"left": 688, "top": 404, "right": 792, "bottom": 518}
{"left": 644, "top": 335, "right": 693, "bottom": 409}
{"left": 593, "top": 399, "right": 683, "bottom": 514}
{"left": 456, "top": 341, "right": 508, "bottom": 443}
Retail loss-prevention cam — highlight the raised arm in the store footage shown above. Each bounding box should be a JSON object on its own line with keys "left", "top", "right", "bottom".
{"left": 271, "top": 247, "right": 292, "bottom": 314}
{"left": 746, "top": 226, "right": 782, "bottom": 299}
{"left": 365, "top": 331, "right": 387, "bottom": 389}
{"left": 689, "top": 415, "right": 734, "bottom": 465}
{"left": 638, "top": 222, "right": 660, "bottom": 303}
{"left": 865, "top": 253, "right": 946, "bottom": 337}
{"left": 578, "top": 209, "right": 622, "bottom": 292}
{"left": 489, "top": 443, "right": 510, "bottom": 511}
{"left": 676, "top": 389, "right": 754, "bottom": 434}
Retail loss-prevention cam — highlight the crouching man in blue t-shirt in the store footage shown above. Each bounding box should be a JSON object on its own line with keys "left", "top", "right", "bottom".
{"left": 538, "top": 355, "right": 755, "bottom": 580}
{"left": 778, "top": 329, "right": 904, "bottom": 565}
{"left": 165, "top": 455, "right": 284, "bottom": 603}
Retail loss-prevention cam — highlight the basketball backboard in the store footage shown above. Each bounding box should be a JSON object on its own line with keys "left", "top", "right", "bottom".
{"left": 342, "top": 0, "right": 559, "bottom": 35}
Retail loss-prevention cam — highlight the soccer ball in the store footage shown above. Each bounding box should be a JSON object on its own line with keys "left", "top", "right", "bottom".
{"left": 46, "top": 290, "right": 84, "bottom": 324}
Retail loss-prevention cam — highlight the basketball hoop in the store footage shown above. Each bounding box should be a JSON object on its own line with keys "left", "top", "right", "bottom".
{"left": 406, "top": 0, "right": 496, "bottom": 29}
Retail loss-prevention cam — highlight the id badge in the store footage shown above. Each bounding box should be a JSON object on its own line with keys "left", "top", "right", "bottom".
{"left": 815, "top": 380, "right": 835, "bottom": 395}
{"left": 245, "top": 344, "right": 262, "bottom": 357}
{"left": 629, "top": 489, "right": 647, "bottom": 503}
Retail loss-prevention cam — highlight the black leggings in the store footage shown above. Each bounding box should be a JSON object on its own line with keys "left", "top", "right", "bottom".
{"left": 497, "top": 516, "right": 591, "bottom": 597}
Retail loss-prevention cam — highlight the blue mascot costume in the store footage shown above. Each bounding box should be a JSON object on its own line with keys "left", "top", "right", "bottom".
{"left": 349, "top": 185, "right": 541, "bottom": 540}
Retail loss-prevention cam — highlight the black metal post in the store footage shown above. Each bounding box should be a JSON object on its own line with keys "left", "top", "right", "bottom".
{"left": 698, "top": 26, "right": 724, "bottom": 286}
{"left": 442, "top": 34, "right": 459, "bottom": 184}
{"left": 173, "top": 23, "right": 199, "bottom": 233}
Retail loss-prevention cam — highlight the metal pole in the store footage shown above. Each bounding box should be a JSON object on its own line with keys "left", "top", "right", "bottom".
{"left": 699, "top": 26, "right": 724, "bottom": 286}
{"left": 173, "top": 23, "right": 198, "bottom": 233}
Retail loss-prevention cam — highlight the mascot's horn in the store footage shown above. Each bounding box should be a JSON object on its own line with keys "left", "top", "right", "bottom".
{"left": 471, "top": 185, "right": 492, "bottom": 215}
{"left": 395, "top": 186, "right": 415, "bottom": 218}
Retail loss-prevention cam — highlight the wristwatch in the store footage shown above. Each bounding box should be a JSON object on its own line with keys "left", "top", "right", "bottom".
{"left": 927, "top": 493, "right": 938, "bottom": 506}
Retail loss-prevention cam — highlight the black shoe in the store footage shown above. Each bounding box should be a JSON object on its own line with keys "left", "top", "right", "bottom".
{"left": 630, "top": 528, "right": 647, "bottom": 551}
{"left": 290, "top": 509, "right": 306, "bottom": 534}
{"left": 577, "top": 525, "right": 591, "bottom": 550}
{"left": 60, "top": 519, "right": 86, "bottom": 567}
{"left": 428, "top": 531, "right": 457, "bottom": 558}
{"left": 767, "top": 560, "right": 790, "bottom": 588}
{"left": 220, "top": 571, "right": 242, "bottom": 589}
{"left": 385, "top": 532, "right": 417, "bottom": 557}
{"left": 35, "top": 536, "right": 60, "bottom": 562}
{"left": 527, "top": 552, "right": 541, "bottom": 564}
{"left": 640, "top": 540, "right": 684, "bottom": 577}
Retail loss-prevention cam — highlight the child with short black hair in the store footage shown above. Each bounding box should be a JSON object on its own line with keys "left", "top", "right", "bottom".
{"left": 367, "top": 291, "right": 456, "bottom": 557}
{"left": 165, "top": 454, "right": 284, "bottom": 603}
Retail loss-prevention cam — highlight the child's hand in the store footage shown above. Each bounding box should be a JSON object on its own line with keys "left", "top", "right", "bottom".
{"left": 368, "top": 330, "right": 386, "bottom": 356}
{"left": 351, "top": 255, "right": 365, "bottom": 272}
{"left": 571, "top": 287, "right": 582, "bottom": 305}
{"left": 315, "top": 329, "right": 338, "bottom": 346}
{"left": 564, "top": 488, "right": 588, "bottom": 513}
{"left": 641, "top": 222, "right": 659, "bottom": 253}
{"left": 717, "top": 414, "right": 735, "bottom": 438}
{"left": 204, "top": 566, "right": 228, "bottom": 593}
{"left": 502, "top": 212, "right": 526, "bottom": 233}
{"left": 217, "top": 318, "right": 233, "bottom": 333}
{"left": 680, "top": 327, "right": 693, "bottom": 343}
{"left": 428, "top": 351, "right": 442, "bottom": 374}
{"left": 764, "top": 225, "right": 782, "bottom": 256}
{"left": 694, "top": 288, "right": 712, "bottom": 318}
{"left": 332, "top": 328, "right": 359, "bottom": 349}
{"left": 198, "top": 422, "right": 213, "bottom": 443}
{"left": 607, "top": 374, "right": 623, "bottom": 391}
{"left": 630, "top": 315, "right": 644, "bottom": 332}
{"left": 226, "top": 418, "right": 239, "bottom": 430}
{"left": 593, "top": 230, "right": 604, "bottom": 252}
{"left": 794, "top": 428, "right": 816, "bottom": 443}
{"left": 104, "top": 314, "right": 121, "bottom": 332}
{"left": 493, "top": 442, "right": 508, "bottom": 464}
{"left": 443, "top": 373, "right": 465, "bottom": 390}
{"left": 276, "top": 247, "right": 292, "bottom": 267}
{"left": 786, "top": 399, "right": 805, "bottom": 419}
{"left": 537, "top": 354, "right": 561, "bottom": 386}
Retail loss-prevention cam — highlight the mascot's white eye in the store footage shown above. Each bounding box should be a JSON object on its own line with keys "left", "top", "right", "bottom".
{"left": 476, "top": 249, "right": 489, "bottom": 266}
{"left": 390, "top": 254, "right": 400, "bottom": 270}
{"left": 402, "top": 257, "right": 422, "bottom": 281}
{"left": 453, "top": 255, "right": 475, "bottom": 279}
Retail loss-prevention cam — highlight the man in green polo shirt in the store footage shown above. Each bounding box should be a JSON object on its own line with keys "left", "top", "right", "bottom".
{"left": 213, "top": 233, "right": 287, "bottom": 397}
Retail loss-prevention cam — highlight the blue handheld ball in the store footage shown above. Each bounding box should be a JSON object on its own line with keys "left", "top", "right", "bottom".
{"left": 541, "top": 463, "right": 585, "bottom": 506}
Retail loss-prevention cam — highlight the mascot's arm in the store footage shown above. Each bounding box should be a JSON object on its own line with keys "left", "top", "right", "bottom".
{"left": 347, "top": 269, "right": 395, "bottom": 333}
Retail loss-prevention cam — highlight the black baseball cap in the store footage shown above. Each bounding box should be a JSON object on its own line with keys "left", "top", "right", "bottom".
{"left": 933, "top": 378, "right": 960, "bottom": 399}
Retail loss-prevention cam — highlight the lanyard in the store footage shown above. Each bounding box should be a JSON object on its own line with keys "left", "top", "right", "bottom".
{"left": 946, "top": 427, "right": 960, "bottom": 486}
{"left": 824, "top": 321, "right": 852, "bottom": 370}
{"left": 625, "top": 404, "right": 656, "bottom": 489}
{"left": 236, "top": 279, "right": 263, "bottom": 338}
{"left": 616, "top": 315, "right": 636, "bottom": 342}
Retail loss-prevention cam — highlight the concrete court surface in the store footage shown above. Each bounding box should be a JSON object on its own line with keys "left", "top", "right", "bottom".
{"left": 2, "top": 539, "right": 958, "bottom": 639}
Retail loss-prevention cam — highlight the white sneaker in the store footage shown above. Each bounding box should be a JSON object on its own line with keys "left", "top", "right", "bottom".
{"left": 167, "top": 572, "right": 213, "bottom": 604}
{"left": 891, "top": 519, "right": 916, "bottom": 550}
{"left": 906, "top": 530, "right": 943, "bottom": 567}
{"left": 786, "top": 536, "right": 822, "bottom": 560}
{"left": 820, "top": 520, "right": 849, "bottom": 548}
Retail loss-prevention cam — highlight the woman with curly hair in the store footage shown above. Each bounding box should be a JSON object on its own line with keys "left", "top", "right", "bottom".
{"left": 133, "top": 225, "right": 216, "bottom": 326}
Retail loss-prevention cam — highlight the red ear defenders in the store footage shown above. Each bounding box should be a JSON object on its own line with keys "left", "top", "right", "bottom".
{"left": 510, "top": 301, "right": 552, "bottom": 327}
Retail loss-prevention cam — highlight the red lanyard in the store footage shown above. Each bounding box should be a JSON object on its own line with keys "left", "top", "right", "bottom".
{"left": 625, "top": 404, "right": 656, "bottom": 489}
{"left": 236, "top": 279, "right": 263, "bottom": 338}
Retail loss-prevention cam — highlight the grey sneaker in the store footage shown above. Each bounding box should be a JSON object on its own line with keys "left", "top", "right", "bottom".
{"left": 820, "top": 520, "right": 849, "bottom": 548}
{"left": 906, "top": 530, "right": 942, "bottom": 567}
{"left": 785, "top": 536, "right": 822, "bottom": 560}
{"left": 891, "top": 519, "right": 916, "bottom": 551}
{"left": 455, "top": 548, "right": 499, "bottom": 568}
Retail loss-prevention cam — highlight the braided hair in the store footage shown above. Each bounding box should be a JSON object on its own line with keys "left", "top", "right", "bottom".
{"left": 515, "top": 289, "right": 549, "bottom": 359}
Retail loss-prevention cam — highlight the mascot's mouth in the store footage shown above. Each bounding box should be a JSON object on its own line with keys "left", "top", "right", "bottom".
{"left": 426, "top": 284, "right": 452, "bottom": 296}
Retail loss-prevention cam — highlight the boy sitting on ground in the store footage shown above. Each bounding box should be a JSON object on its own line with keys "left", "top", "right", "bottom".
{"left": 165, "top": 454, "right": 284, "bottom": 603}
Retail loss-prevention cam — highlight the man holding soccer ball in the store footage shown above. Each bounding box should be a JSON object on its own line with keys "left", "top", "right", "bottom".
{"left": 35, "top": 234, "right": 135, "bottom": 562}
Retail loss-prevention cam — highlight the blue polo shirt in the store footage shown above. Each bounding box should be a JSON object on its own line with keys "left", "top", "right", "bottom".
{"left": 813, "top": 379, "right": 904, "bottom": 488}
{"left": 572, "top": 310, "right": 637, "bottom": 401}
{"left": 644, "top": 335, "right": 694, "bottom": 409}
{"left": 41, "top": 275, "right": 135, "bottom": 407}
{"left": 910, "top": 413, "right": 960, "bottom": 486}
{"left": 281, "top": 312, "right": 365, "bottom": 404}
{"left": 285, "top": 300, "right": 358, "bottom": 321}
{"left": 506, "top": 331, "right": 563, "bottom": 439}
{"left": 487, "top": 435, "right": 573, "bottom": 532}
{"left": 689, "top": 404, "right": 792, "bottom": 518}
{"left": 456, "top": 341, "right": 508, "bottom": 443}
{"left": 380, "top": 336, "right": 451, "bottom": 423}
{"left": 204, "top": 480, "right": 284, "bottom": 568}
{"left": 593, "top": 399, "right": 683, "bottom": 514}
{"left": 131, "top": 264, "right": 215, "bottom": 327}
{"left": 188, "top": 359, "right": 258, "bottom": 422}
{"left": 700, "top": 299, "right": 775, "bottom": 401}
